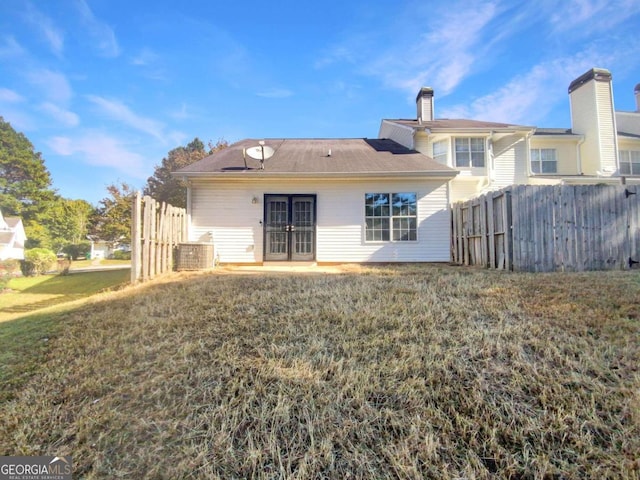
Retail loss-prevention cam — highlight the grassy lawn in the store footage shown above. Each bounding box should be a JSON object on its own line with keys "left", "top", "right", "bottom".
{"left": 0, "top": 269, "right": 130, "bottom": 322}
{"left": 68, "top": 259, "right": 131, "bottom": 270}
{"left": 0, "top": 265, "right": 638, "bottom": 478}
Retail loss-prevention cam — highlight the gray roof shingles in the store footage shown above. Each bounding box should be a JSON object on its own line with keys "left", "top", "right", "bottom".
{"left": 385, "top": 118, "right": 531, "bottom": 130}
{"left": 175, "top": 138, "right": 457, "bottom": 177}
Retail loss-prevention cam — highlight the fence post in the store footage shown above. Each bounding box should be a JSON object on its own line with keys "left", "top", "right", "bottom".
{"left": 131, "top": 191, "right": 142, "bottom": 283}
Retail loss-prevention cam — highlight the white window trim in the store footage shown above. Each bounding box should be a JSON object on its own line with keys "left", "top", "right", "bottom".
{"left": 364, "top": 193, "right": 418, "bottom": 243}
{"left": 530, "top": 148, "right": 558, "bottom": 174}
{"left": 432, "top": 139, "right": 448, "bottom": 166}
{"left": 619, "top": 150, "right": 640, "bottom": 176}
{"left": 453, "top": 137, "right": 487, "bottom": 169}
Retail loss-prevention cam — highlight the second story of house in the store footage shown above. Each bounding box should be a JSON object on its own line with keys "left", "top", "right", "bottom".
{"left": 0, "top": 209, "right": 27, "bottom": 260}
{"left": 379, "top": 68, "right": 640, "bottom": 202}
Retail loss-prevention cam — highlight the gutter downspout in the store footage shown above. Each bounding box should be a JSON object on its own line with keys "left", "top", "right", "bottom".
{"left": 478, "top": 133, "right": 492, "bottom": 193}
{"left": 525, "top": 130, "right": 534, "bottom": 178}
{"left": 184, "top": 177, "right": 192, "bottom": 242}
{"left": 576, "top": 136, "right": 585, "bottom": 176}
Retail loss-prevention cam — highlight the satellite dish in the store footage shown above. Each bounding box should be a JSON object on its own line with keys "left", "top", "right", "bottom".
{"left": 245, "top": 145, "right": 275, "bottom": 161}
{"left": 244, "top": 143, "right": 274, "bottom": 170}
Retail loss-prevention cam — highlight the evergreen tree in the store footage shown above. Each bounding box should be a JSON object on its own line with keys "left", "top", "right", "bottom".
{"left": 0, "top": 116, "right": 55, "bottom": 221}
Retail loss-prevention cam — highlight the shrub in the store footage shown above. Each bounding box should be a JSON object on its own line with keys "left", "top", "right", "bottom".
{"left": 112, "top": 250, "right": 131, "bottom": 260}
{"left": 0, "top": 259, "right": 21, "bottom": 289}
{"left": 63, "top": 241, "right": 91, "bottom": 261}
{"left": 21, "top": 248, "right": 57, "bottom": 276}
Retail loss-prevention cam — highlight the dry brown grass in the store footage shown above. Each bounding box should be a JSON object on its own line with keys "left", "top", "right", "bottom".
{"left": 0, "top": 265, "right": 639, "bottom": 479}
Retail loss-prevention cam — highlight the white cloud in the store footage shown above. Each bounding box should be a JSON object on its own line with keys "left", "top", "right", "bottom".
{"left": 548, "top": 0, "right": 640, "bottom": 34}
{"left": 256, "top": 88, "right": 294, "bottom": 99}
{"left": 40, "top": 102, "right": 80, "bottom": 127}
{"left": 0, "top": 88, "right": 24, "bottom": 103}
{"left": 47, "top": 132, "right": 147, "bottom": 178}
{"left": 26, "top": 68, "right": 73, "bottom": 104}
{"left": 86, "top": 95, "right": 165, "bottom": 140}
{"left": 0, "top": 36, "right": 25, "bottom": 58}
{"left": 375, "top": 2, "right": 500, "bottom": 96}
{"left": 439, "top": 53, "right": 615, "bottom": 125}
{"left": 74, "top": 0, "right": 120, "bottom": 58}
{"left": 316, "top": 1, "right": 502, "bottom": 98}
{"left": 24, "top": 2, "right": 64, "bottom": 56}
{"left": 169, "top": 103, "right": 190, "bottom": 120}
{"left": 131, "top": 48, "right": 159, "bottom": 66}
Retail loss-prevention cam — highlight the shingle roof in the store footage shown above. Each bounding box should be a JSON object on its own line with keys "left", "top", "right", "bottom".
{"left": 4, "top": 217, "right": 21, "bottom": 228}
{"left": 384, "top": 118, "right": 532, "bottom": 130}
{"left": 533, "top": 128, "right": 577, "bottom": 136}
{"left": 0, "top": 231, "right": 14, "bottom": 245}
{"left": 175, "top": 138, "right": 457, "bottom": 177}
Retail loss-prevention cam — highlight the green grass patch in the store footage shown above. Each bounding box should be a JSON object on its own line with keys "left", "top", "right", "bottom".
{"left": 0, "top": 266, "right": 638, "bottom": 478}
{"left": 68, "top": 259, "right": 131, "bottom": 270}
{"left": 0, "top": 311, "right": 65, "bottom": 402}
{"left": 0, "top": 269, "right": 129, "bottom": 321}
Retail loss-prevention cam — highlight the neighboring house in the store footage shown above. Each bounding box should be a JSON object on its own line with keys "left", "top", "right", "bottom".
{"left": 0, "top": 210, "right": 27, "bottom": 260}
{"left": 175, "top": 67, "right": 639, "bottom": 265}
{"left": 88, "top": 239, "right": 113, "bottom": 260}
{"left": 174, "top": 139, "right": 457, "bottom": 264}
{"left": 380, "top": 67, "right": 640, "bottom": 203}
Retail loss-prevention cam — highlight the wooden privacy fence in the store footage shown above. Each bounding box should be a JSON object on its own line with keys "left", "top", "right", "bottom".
{"left": 131, "top": 192, "right": 187, "bottom": 283}
{"left": 451, "top": 184, "right": 640, "bottom": 272}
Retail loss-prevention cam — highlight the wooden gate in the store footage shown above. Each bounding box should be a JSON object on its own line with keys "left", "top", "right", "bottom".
{"left": 131, "top": 192, "right": 187, "bottom": 283}
{"left": 451, "top": 185, "right": 640, "bottom": 272}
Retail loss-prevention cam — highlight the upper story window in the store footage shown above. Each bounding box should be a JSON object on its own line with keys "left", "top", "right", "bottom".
{"left": 530, "top": 148, "right": 558, "bottom": 174}
{"left": 454, "top": 138, "right": 485, "bottom": 168}
{"left": 619, "top": 150, "right": 640, "bottom": 175}
{"left": 365, "top": 193, "right": 417, "bottom": 242}
{"left": 432, "top": 140, "right": 447, "bottom": 165}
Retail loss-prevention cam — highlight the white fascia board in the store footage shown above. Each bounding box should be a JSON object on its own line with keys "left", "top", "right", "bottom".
{"left": 175, "top": 170, "right": 459, "bottom": 181}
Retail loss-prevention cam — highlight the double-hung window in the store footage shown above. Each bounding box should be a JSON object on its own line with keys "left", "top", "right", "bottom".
{"left": 365, "top": 193, "right": 417, "bottom": 242}
{"left": 619, "top": 150, "right": 640, "bottom": 175}
{"left": 454, "top": 137, "right": 485, "bottom": 167}
{"left": 530, "top": 148, "right": 558, "bottom": 173}
{"left": 432, "top": 140, "right": 448, "bottom": 165}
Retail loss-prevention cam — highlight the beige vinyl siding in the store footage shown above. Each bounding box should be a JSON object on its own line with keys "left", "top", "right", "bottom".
{"left": 571, "top": 80, "right": 617, "bottom": 175}
{"left": 618, "top": 137, "right": 640, "bottom": 176}
{"left": 378, "top": 121, "right": 415, "bottom": 150}
{"left": 449, "top": 180, "right": 486, "bottom": 203}
{"left": 189, "top": 177, "right": 451, "bottom": 263}
{"left": 492, "top": 134, "right": 528, "bottom": 187}
{"left": 616, "top": 112, "right": 640, "bottom": 136}
{"left": 529, "top": 138, "right": 580, "bottom": 175}
{"left": 595, "top": 80, "right": 618, "bottom": 173}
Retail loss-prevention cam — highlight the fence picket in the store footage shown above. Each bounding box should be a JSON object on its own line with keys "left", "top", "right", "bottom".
{"left": 451, "top": 184, "right": 638, "bottom": 272}
{"left": 130, "top": 193, "right": 187, "bottom": 283}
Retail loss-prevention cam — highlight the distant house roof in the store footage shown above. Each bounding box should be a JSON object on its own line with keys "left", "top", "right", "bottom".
{"left": 0, "top": 231, "right": 13, "bottom": 245}
{"left": 383, "top": 118, "right": 534, "bottom": 131}
{"left": 533, "top": 128, "right": 574, "bottom": 135}
{"left": 174, "top": 138, "right": 458, "bottom": 178}
{"left": 3, "top": 217, "right": 21, "bottom": 228}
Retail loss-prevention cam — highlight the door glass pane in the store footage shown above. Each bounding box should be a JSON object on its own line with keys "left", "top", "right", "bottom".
{"left": 293, "top": 200, "right": 313, "bottom": 226}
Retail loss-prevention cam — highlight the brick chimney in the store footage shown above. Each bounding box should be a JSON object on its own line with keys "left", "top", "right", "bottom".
{"left": 569, "top": 68, "right": 617, "bottom": 176}
{"left": 416, "top": 87, "right": 434, "bottom": 123}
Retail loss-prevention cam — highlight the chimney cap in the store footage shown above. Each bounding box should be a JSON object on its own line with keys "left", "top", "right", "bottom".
{"left": 416, "top": 87, "right": 434, "bottom": 103}
{"left": 568, "top": 68, "right": 612, "bottom": 94}
{"left": 634, "top": 83, "right": 640, "bottom": 94}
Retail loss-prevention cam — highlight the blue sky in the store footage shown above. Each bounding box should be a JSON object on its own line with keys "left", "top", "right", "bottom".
{"left": 1, "top": 0, "right": 639, "bottom": 205}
